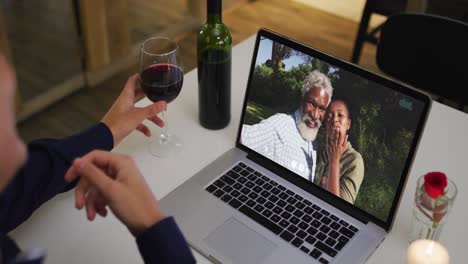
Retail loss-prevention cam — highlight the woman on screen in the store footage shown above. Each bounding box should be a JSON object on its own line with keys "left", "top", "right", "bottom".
{"left": 314, "top": 99, "right": 364, "bottom": 204}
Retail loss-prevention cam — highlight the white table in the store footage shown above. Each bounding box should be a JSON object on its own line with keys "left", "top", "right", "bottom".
{"left": 11, "top": 36, "right": 468, "bottom": 263}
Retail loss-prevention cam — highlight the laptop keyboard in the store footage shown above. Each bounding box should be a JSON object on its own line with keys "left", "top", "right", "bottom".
{"left": 205, "top": 162, "right": 360, "bottom": 264}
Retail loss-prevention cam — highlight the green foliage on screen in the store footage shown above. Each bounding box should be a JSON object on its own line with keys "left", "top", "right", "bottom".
{"left": 244, "top": 55, "right": 421, "bottom": 221}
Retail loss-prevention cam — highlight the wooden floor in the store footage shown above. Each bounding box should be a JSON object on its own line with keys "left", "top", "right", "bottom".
{"left": 129, "top": 0, "right": 192, "bottom": 44}
{"left": 18, "top": 0, "right": 379, "bottom": 142}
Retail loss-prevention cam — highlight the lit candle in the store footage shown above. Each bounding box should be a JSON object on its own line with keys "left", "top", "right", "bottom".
{"left": 407, "top": 239, "right": 450, "bottom": 264}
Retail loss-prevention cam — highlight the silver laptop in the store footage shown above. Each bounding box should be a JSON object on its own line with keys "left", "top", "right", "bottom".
{"left": 160, "top": 29, "right": 431, "bottom": 264}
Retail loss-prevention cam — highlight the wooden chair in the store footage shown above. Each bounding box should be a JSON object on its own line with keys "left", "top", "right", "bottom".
{"left": 376, "top": 13, "right": 468, "bottom": 109}
{"left": 351, "top": 0, "right": 408, "bottom": 64}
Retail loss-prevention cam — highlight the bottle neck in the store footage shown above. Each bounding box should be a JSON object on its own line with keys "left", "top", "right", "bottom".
{"left": 207, "top": 0, "right": 222, "bottom": 24}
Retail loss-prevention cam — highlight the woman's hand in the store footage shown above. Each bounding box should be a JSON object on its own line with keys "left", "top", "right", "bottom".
{"left": 325, "top": 127, "right": 348, "bottom": 196}
{"left": 326, "top": 127, "right": 348, "bottom": 163}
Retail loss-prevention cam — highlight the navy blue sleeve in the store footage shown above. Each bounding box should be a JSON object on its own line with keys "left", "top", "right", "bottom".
{"left": 136, "top": 217, "right": 196, "bottom": 264}
{"left": 0, "top": 123, "right": 114, "bottom": 233}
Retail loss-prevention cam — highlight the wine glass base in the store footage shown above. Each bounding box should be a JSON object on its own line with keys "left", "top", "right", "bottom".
{"left": 148, "top": 133, "right": 182, "bottom": 158}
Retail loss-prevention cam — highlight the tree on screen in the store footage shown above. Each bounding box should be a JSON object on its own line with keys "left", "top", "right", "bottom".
{"left": 245, "top": 56, "right": 420, "bottom": 221}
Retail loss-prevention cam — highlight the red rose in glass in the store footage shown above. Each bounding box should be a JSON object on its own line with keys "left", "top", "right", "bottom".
{"left": 424, "top": 172, "right": 448, "bottom": 199}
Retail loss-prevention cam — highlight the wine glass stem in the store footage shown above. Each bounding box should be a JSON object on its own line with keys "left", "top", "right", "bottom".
{"left": 160, "top": 108, "right": 169, "bottom": 144}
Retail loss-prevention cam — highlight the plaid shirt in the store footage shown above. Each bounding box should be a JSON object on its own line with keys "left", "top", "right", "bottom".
{"left": 241, "top": 110, "right": 317, "bottom": 181}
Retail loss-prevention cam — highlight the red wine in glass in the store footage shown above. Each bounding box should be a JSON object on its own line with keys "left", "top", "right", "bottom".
{"left": 139, "top": 36, "right": 183, "bottom": 158}
{"left": 140, "top": 64, "right": 184, "bottom": 103}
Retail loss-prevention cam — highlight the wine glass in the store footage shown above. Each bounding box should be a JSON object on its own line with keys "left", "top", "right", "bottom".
{"left": 139, "top": 37, "right": 184, "bottom": 158}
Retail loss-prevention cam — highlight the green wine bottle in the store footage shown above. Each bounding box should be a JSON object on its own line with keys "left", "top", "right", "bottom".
{"left": 197, "top": 0, "right": 232, "bottom": 130}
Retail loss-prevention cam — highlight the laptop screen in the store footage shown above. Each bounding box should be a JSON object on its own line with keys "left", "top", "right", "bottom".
{"left": 238, "top": 30, "right": 429, "bottom": 225}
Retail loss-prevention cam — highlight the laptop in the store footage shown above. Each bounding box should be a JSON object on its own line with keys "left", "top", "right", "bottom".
{"left": 160, "top": 29, "right": 431, "bottom": 264}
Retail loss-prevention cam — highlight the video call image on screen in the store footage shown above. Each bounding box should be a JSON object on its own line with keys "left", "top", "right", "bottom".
{"left": 240, "top": 37, "right": 425, "bottom": 222}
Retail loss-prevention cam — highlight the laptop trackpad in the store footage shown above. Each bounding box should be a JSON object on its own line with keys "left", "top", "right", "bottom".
{"left": 203, "top": 217, "right": 277, "bottom": 264}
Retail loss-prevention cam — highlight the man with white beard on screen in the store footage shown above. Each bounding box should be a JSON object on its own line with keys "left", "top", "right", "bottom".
{"left": 241, "top": 70, "right": 333, "bottom": 182}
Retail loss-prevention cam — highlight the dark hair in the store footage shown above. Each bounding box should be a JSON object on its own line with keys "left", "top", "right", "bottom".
{"left": 327, "top": 97, "right": 353, "bottom": 121}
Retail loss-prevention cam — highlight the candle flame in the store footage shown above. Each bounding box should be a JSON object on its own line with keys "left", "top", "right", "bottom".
{"left": 425, "top": 241, "right": 435, "bottom": 256}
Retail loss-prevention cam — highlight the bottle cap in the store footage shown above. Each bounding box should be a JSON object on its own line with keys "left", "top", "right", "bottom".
{"left": 207, "top": 0, "right": 222, "bottom": 14}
